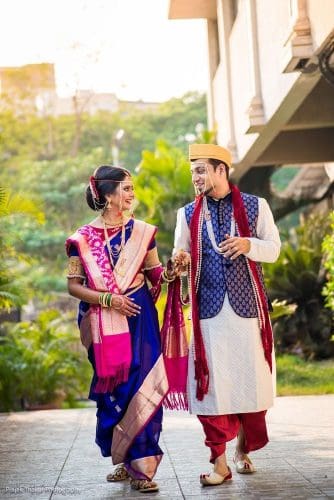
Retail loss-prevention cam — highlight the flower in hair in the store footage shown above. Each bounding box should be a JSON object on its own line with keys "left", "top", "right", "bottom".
{"left": 89, "top": 176, "right": 99, "bottom": 200}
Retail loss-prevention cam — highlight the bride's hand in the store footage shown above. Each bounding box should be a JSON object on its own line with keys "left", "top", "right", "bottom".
{"left": 112, "top": 294, "right": 141, "bottom": 316}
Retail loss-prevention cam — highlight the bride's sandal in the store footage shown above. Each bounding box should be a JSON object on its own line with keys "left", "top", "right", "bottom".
{"left": 106, "top": 464, "right": 129, "bottom": 482}
{"left": 130, "top": 479, "right": 159, "bottom": 493}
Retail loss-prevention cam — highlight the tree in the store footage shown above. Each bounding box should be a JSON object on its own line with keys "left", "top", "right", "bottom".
{"left": 135, "top": 141, "right": 193, "bottom": 259}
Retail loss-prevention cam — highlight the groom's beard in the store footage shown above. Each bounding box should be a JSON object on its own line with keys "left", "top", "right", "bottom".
{"left": 195, "top": 185, "right": 215, "bottom": 196}
{"left": 194, "top": 185, "right": 215, "bottom": 196}
{"left": 204, "top": 186, "right": 214, "bottom": 196}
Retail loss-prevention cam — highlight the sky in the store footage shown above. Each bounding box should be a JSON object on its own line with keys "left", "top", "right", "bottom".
{"left": 1, "top": 0, "right": 208, "bottom": 102}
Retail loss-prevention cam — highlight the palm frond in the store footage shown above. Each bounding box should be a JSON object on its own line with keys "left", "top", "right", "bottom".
{"left": 0, "top": 188, "right": 44, "bottom": 223}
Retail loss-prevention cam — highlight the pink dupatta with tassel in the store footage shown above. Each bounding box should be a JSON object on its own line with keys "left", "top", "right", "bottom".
{"left": 161, "top": 276, "right": 189, "bottom": 410}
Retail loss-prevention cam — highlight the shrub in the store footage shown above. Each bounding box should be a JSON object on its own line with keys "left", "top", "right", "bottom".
{"left": 265, "top": 213, "right": 334, "bottom": 359}
{"left": 322, "top": 211, "right": 334, "bottom": 312}
{"left": 0, "top": 309, "right": 91, "bottom": 411}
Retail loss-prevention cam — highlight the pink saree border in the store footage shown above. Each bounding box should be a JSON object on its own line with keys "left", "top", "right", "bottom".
{"left": 115, "top": 220, "right": 157, "bottom": 292}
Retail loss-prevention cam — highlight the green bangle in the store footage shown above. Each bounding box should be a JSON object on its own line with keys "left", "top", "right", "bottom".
{"left": 99, "top": 292, "right": 113, "bottom": 308}
{"left": 106, "top": 293, "right": 113, "bottom": 307}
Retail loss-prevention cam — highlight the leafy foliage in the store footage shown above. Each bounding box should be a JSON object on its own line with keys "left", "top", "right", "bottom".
{"left": 0, "top": 91, "right": 206, "bottom": 168}
{"left": 0, "top": 186, "right": 44, "bottom": 310}
{"left": 270, "top": 299, "right": 297, "bottom": 321}
{"left": 135, "top": 140, "right": 194, "bottom": 259}
{"left": 0, "top": 93, "right": 206, "bottom": 294}
{"left": 265, "top": 213, "right": 334, "bottom": 359}
{"left": 322, "top": 211, "right": 334, "bottom": 311}
{"left": 0, "top": 309, "right": 91, "bottom": 411}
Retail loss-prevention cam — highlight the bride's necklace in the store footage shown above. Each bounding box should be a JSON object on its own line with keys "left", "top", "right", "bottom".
{"left": 102, "top": 216, "right": 126, "bottom": 268}
{"left": 203, "top": 195, "right": 235, "bottom": 254}
{"left": 100, "top": 214, "right": 123, "bottom": 228}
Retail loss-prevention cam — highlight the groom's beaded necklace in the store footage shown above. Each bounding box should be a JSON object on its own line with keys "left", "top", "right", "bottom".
{"left": 202, "top": 195, "right": 235, "bottom": 254}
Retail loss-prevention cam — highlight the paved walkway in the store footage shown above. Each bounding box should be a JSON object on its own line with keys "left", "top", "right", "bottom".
{"left": 0, "top": 395, "right": 333, "bottom": 499}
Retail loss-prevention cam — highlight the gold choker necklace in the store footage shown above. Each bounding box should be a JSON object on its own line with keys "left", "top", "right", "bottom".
{"left": 100, "top": 216, "right": 123, "bottom": 228}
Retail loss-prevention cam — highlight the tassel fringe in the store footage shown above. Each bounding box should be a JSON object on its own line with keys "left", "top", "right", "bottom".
{"left": 163, "top": 391, "right": 188, "bottom": 411}
{"left": 94, "top": 366, "right": 130, "bottom": 394}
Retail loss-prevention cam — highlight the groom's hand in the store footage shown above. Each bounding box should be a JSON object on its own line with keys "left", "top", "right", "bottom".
{"left": 173, "top": 250, "right": 191, "bottom": 274}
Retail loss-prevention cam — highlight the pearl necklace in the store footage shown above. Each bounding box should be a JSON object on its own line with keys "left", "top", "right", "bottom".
{"left": 202, "top": 196, "right": 235, "bottom": 254}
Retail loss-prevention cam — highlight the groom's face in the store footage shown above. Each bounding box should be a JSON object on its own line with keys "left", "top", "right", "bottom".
{"left": 190, "top": 159, "right": 214, "bottom": 194}
{"left": 190, "top": 159, "right": 226, "bottom": 195}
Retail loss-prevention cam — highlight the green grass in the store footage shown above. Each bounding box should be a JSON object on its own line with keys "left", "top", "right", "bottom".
{"left": 276, "top": 354, "right": 334, "bottom": 396}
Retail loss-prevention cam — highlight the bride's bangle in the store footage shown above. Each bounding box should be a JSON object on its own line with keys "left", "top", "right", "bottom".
{"left": 162, "top": 268, "right": 175, "bottom": 283}
{"left": 98, "top": 292, "right": 113, "bottom": 307}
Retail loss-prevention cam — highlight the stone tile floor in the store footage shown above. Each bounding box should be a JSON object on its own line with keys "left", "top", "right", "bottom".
{"left": 0, "top": 395, "right": 333, "bottom": 499}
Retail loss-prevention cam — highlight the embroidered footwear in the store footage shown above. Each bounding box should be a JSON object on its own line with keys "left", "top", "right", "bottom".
{"left": 130, "top": 479, "right": 159, "bottom": 493}
{"left": 200, "top": 466, "right": 232, "bottom": 486}
{"left": 106, "top": 464, "right": 129, "bottom": 482}
{"left": 233, "top": 454, "right": 256, "bottom": 474}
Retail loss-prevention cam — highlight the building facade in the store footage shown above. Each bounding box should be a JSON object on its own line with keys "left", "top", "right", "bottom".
{"left": 169, "top": 0, "right": 334, "bottom": 181}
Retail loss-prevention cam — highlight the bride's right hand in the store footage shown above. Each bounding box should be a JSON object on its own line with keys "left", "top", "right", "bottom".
{"left": 112, "top": 294, "right": 141, "bottom": 316}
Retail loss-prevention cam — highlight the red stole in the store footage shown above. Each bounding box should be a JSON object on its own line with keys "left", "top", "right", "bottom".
{"left": 189, "top": 184, "right": 273, "bottom": 401}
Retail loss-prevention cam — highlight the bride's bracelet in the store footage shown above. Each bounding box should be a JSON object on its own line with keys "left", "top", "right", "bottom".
{"left": 162, "top": 268, "right": 176, "bottom": 283}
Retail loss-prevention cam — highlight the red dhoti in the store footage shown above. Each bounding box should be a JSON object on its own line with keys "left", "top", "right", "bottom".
{"left": 198, "top": 411, "right": 268, "bottom": 463}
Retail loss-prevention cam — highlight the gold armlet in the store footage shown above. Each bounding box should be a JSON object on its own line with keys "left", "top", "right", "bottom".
{"left": 67, "top": 257, "right": 86, "bottom": 279}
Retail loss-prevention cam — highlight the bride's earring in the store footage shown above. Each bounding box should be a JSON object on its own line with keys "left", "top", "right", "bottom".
{"left": 129, "top": 199, "right": 139, "bottom": 218}
{"left": 104, "top": 197, "right": 112, "bottom": 211}
{"left": 118, "top": 186, "right": 123, "bottom": 215}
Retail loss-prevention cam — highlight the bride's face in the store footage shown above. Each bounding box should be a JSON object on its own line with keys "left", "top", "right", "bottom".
{"left": 106, "top": 176, "right": 135, "bottom": 211}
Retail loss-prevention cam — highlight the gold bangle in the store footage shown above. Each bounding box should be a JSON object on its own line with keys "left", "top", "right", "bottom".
{"left": 99, "top": 292, "right": 111, "bottom": 308}
{"left": 162, "top": 268, "right": 175, "bottom": 283}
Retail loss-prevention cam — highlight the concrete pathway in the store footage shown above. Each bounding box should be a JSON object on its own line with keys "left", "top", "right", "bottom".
{"left": 0, "top": 395, "right": 333, "bottom": 499}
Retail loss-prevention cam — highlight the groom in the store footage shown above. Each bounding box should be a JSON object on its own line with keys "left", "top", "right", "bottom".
{"left": 171, "top": 143, "right": 280, "bottom": 485}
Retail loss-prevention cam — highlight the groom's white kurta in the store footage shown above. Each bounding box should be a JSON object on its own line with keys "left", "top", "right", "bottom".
{"left": 173, "top": 197, "right": 281, "bottom": 415}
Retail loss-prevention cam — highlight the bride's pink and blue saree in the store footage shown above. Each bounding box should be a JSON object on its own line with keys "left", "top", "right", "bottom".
{"left": 66, "top": 218, "right": 168, "bottom": 480}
